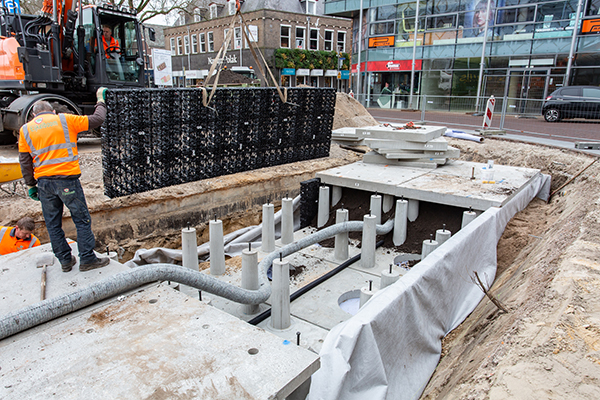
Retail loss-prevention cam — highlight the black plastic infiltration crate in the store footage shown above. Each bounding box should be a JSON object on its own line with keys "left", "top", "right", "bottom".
{"left": 101, "top": 87, "right": 336, "bottom": 198}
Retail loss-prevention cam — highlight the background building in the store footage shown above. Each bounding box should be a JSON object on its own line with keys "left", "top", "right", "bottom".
{"left": 324, "top": 0, "right": 600, "bottom": 106}
{"left": 163, "top": 0, "right": 353, "bottom": 89}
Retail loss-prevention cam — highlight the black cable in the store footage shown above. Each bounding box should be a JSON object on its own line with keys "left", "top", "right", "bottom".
{"left": 248, "top": 239, "right": 386, "bottom": 326}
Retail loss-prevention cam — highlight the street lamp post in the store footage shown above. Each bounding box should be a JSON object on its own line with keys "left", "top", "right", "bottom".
{"left": 356, "top": 0, "right": 364, "bottom": 104}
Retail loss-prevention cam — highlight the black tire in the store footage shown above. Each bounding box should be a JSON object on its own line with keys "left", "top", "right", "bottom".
{"left": 544, "top": 108, "right": 561, "bottom": 122}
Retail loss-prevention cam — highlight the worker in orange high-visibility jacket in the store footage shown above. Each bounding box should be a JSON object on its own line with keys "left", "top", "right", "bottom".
{"left": 18, "top": 88, "right": 109, "bottom": 273}
{"left": 0, "top": 217, "right": 40, "bottom": 255}
{"left": 101, "top": 25, "right": 121, "bottom": 59}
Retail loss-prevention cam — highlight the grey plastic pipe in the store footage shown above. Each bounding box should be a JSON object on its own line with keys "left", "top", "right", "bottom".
{"left": 0, "top": 218, "right": 394, "bottom": 340}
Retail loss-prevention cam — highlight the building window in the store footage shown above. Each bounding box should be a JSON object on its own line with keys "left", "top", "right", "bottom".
{"left": 210, "top": 4, "right": 217, "bottom": 19}
{"left": 208, "top": 31, "right": 214, "bottom": 52}
{"left": 228, "top": 0, "right": 236, "bottom": 15}
{"left": 324, "top": 30, "right": 333, "bottom": 51}
{"left": 224, "top": 28, "right": 232, "bottom": 50}
{"left": 307, "top": 0, "right": 316, "bottom": 15}
{"left": 337, "top": 31, "right": 346, "bottom": 53}
{"left": 234, "top": 27, "right": 242, "bottom": 49}
{"left": 194, "top": 8, "right": 201, "bottom": 22}
{"left": 170, "top": 37, "right": 176, "bottom": 55}
{"left": 200, "top": 32, "right": 206, "bottom": 53}
{"left": 191, "top": 34, "right": 198, "bottom": 54}
{"left": 309, "top": 28, "right": 319, "bottom": 50}
{"left": 281, "top": 25, "right": 291, "bottom": 48}
{"left": 184, "top": 35, "right": 190, "bottom": 55}
{"left": 177, "top": 37, "right": 183, "bottom": 55}
{"left": 295, "top": 26, "right": 306, "bottom": 49}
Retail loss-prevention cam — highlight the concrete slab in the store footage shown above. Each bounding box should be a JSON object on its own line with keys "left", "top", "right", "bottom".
{"left": 316, "top": 161, "right": 430, "bottom": 194}
{"left": 365, "top": 136, "right": 449, "bottom": 151}
{"left": 289, "top": 266, "right": 381, "bottom": 330}
{"left": 363, "top": 152, "right": 444, "bottom": 167}
{"left": 379, "top": 146, "right": 460, "bottom": 160}
{"left": 0, "top": 243, "right": 129, "bottom": 316}
{"left": 317, "top": 160, "right": 541, "bottom": 211}
{"left": 0, "top": 284, "right": 320, "bottom": 400}
{"left": 355, "top": 125, "right": 446, "bottom": 143}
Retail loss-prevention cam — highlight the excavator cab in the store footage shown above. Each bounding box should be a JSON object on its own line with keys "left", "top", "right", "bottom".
{"left": 0, "top": 2, "right": 152, "bottom": 143}
{"left": 77, "top": 5, "right": 145, "bottom": 89}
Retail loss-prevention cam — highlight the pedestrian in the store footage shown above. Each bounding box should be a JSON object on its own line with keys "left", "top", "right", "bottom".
{"left": 381, "top": 82, "right": 392, "bottom": 95}
{"left": 0, "top": 216, "right": 40, "bottom": 255}
{"left": 18, "top": 88, "right": 110, "bottom": 272}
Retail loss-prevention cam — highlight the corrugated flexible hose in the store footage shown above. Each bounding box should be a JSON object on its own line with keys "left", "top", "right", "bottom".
{"left": 0, "top": 218, "right": 394, "bottom": 340}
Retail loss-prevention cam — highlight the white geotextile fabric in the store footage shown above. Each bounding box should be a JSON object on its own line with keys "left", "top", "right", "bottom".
{"left": 308, "top": 173, "right": 551, "bottom": 400}
{"left": 124, "top": 196, "right": 301, "bottom": 268}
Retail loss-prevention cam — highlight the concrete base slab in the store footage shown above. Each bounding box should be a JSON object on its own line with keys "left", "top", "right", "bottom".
{"left": 317, "top": 160, "right": 541, "bottom": 211}
{"left": 258, "top": 316, "right": 329, "bottom": 354}
{"left": 289, "top": 266, "right": 381, "bottom": 330}
{"left": 0, "top": 242, "right": 129, "bottom": 316}
{"left": 0, "top": 284, "right": 320, "bottom": 400}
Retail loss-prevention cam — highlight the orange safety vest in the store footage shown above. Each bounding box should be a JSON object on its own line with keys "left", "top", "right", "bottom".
{"left": 19, "top": 113, "right": 89, "bottom": 179}
{"left": 102, "top": 36, "right": 119, "bottom": 59}
{"left": 0, "top": 226, "right": 40, "bottom": 255}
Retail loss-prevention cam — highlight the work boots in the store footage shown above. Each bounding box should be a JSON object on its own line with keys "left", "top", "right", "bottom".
{"left": 61, "top": 255, "right": 77, "bottom": 272}
{"left": 79, "top": 257, "right": 110, "bottom": 272}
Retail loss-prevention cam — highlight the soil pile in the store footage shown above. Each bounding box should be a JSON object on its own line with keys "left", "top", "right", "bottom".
{"left": 204, "top": 69, "right": 256, "bottom": 85}
{"left": 333, "top": 92, "right": 378, "bottom": 130}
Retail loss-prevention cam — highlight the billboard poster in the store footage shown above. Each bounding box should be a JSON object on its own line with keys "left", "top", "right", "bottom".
{"left": 463, "top": 0, "right": 505, "bottom": 37}
{"left": 153, "top": 48, "right": 173, "bottom": 87}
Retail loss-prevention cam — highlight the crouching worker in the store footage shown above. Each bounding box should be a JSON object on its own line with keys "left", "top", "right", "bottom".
{"left": 18, "top": 88, "right": 110, "bottom": 272}
{"left": 0, "top": 217, "right": 40, "bottom": 255}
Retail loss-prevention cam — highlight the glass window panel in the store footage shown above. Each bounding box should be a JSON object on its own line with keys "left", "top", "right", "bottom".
{"left": 426, "top": 14, "right": 457, "bottom": 30}
{"left": 281, "top": 25, "right": 290, "bottom": 48}
{"left": 324, "top": 30, "right": 333, "bottom": 51}
{"left": 498, "top": 6, "right": 536, "bottom": 25}
{"left": 586, "top": 0, "right": 600, "bottom": 16}
{"left": 370, "top": 21, "right": 395, "bottom": 35}
{"left": 375, "top": 5, "right": 397, "bottom": 21}
{"left": 583, "top": 88, "right": 600, "bottom": 98}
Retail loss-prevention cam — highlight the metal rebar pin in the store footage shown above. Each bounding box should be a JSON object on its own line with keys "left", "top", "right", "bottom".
{"left": 296, "top": 331, "right": 301, "bottom": 345}
{"left": 369, "top": 280, "right": 373, "bottom": 291}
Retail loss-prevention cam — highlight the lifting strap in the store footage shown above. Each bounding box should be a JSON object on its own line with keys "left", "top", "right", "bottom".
{"left": 201, "top": 9, "right": 288, "bottom": 108}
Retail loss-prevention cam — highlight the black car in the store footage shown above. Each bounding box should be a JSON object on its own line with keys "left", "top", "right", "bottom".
{"left": 542, "top": 86, "right": 600, "bottom": 122}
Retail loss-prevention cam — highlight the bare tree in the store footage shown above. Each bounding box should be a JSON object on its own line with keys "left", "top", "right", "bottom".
{"left": 17, "top": 0, "right": 206, "bottom": 24}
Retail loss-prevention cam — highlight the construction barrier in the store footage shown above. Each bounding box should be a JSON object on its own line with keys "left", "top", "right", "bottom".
{"left": 102, "top": 87, "right": 335, "bottom": 198}
{"left": 482, "top": 95, "right": 495, "bottom": 128}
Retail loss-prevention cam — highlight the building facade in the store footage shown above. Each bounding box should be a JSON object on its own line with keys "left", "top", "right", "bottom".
{"left": 163, "top": 0, "right": 352, "bottom": 89}
{"left": 324, "top": 0, "right": 600, "bottom": 106}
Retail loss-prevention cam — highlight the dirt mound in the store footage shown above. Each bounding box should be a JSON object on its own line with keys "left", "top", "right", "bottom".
{"left": 333, "top": 92, "right": 378, "bottom": 130}
{"left": 204, "top": 69, "right": 256, "bottom": 85}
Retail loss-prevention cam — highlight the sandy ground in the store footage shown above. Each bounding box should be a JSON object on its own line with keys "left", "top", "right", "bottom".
{"left": 1, "top": 92, "right": 599, "bottom": 398}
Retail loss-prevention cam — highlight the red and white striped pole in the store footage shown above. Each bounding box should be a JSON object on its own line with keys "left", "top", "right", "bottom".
{"left": 482, "top": 95, "right": 495, "bottom": 129}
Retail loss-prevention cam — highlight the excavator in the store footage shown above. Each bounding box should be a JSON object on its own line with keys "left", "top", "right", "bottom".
{"left": 0, "top": 0, "right": 155, "bottom": 144}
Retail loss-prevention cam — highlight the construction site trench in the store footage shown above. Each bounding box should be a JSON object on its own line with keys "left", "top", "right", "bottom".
{"left": 1, "top": 92, "right": 600, "bottom": 398}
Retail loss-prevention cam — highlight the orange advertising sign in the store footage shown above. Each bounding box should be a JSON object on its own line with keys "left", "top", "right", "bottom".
{"left": 582, "top": 18, "right": 600, "bottom": 34}
{"left": 368, "top": 36, "right": 395, "bottom": 48}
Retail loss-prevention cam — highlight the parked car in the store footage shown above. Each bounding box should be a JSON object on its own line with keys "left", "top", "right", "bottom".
{"left": 542, "top": 86, "right": 600, "bottom": 122}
